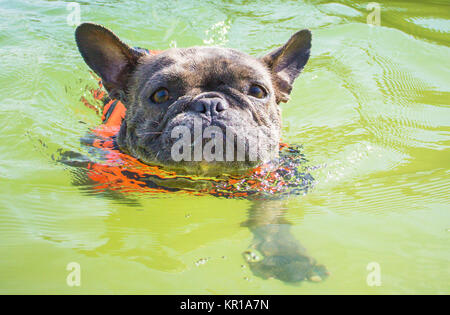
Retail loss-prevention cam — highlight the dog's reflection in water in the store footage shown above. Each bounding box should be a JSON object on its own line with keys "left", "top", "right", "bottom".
{"left": 243, "top": 200, "right": 329, "bottom": 283}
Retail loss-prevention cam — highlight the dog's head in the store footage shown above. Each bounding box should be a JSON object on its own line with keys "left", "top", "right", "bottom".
{"left": 76, "top": 23, "right": 311, "bottom": 175}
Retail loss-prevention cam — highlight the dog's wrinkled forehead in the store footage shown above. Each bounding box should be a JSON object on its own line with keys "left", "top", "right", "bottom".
{"left": 135, "top": 47, "right": 272, "bottom": 91}
{"left": 76, "top": 23, "right": 311, "bottom": 105}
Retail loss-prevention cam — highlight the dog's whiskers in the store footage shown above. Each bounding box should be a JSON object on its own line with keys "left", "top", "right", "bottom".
{"left": 136, "top": 131, "right": 163, "bottom": 136}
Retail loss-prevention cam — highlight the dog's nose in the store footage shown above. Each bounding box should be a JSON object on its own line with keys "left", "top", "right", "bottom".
{"left": 191, "top": 97, "right": 227, "bottom": 116}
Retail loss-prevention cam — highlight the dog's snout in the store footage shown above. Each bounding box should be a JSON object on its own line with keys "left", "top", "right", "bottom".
{"left": 191, "top": 97, "right": 228, "bottom": 116}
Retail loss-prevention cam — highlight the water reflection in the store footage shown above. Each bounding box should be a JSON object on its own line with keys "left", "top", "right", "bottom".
{"left": 243, "top": 200, "right": 329, "bottom": 282}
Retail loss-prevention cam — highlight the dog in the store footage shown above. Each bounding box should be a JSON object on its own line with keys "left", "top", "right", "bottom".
{"left": 74, "top": 23, "right": 328, "bottom": 283}
{"left": 75, "top": 23, "right": 311, "bottom": 175}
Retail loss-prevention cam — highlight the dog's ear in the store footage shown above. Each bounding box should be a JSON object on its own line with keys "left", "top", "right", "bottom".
{"left": 75, "top": 23, "right": 144, "bottom": 101}
{"left": 261, "top": 29, "right": 311, "bottom": 103}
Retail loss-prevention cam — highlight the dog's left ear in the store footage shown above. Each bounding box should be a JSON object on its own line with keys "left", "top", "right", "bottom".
{"left": 75, "top": 23, "right": 144, "bottom": 101}
{"left": 261, "top": 29, "right": 311, "bottom": 103}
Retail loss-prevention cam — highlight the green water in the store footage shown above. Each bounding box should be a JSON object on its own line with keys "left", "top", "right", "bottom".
{"left": 0, "top": 0, "right": 449, "bottom": 294}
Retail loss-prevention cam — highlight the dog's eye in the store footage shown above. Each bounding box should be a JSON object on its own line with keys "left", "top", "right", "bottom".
{"left": 248, "top": 85, "right": 266, "bottom": 99}
{"left": 151, "top": 88, "right": 170, "bottom": 103}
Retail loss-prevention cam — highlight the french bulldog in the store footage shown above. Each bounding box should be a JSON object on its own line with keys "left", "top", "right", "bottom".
{"left": 75, "top": 23, "right": 311, "bottom": 175}
{"left": 74, "top": 24, "right": 328, "bottom": 283}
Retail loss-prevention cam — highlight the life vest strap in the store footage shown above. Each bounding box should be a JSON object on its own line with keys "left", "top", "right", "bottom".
{"left": 102, "top": 100, "right": 118, "bottom": 123}
{"left": 100, "top": 99, "right": 127, "bottom": 129}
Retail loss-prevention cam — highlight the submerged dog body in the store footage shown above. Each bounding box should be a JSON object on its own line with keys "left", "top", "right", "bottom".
{"left": 75, "top": 23, "right": 311, "bottom": 174}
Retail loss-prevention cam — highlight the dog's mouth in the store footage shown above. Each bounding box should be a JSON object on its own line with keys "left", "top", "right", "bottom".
{"left": 131, "top": 114, "right": 279, "bottom": 176}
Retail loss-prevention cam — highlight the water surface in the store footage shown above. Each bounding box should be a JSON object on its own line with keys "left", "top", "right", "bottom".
{"left": 0, "top": 0, "right": 449, "bottom": 294}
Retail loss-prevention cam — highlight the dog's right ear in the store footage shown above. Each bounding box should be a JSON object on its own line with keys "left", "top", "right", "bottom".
{"left": 75, "top": 23, "right": 144, "bottom": 101}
